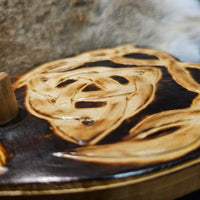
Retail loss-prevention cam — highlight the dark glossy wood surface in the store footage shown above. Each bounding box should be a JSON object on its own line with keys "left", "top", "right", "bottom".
{"left": 1, "top": 45, "right": 200, "bottom": 199}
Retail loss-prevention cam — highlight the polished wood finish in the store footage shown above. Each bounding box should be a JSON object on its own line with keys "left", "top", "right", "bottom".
{"left": 0, "top": 72, "right": 18, "bottom": 125}
{"left": 1, "top": 45, "right": 200, "bottom": 199}
{"left": 0, "top": 158, "right": 200, "bottom": 199}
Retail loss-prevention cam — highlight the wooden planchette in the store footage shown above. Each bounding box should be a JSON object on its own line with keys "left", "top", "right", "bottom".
{"left": 1, "top": 45, "right": 200, "bottom": 199}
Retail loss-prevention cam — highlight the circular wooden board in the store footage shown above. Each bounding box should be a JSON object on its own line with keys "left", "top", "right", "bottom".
{"left": 1, "top": 45, "right": 200, "bottom": 199}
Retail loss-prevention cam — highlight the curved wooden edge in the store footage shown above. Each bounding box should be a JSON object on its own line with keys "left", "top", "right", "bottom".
{"left": 0, "top": 156, "right": 200, "bottom": 200}
{"left": 2, "top": 46, "right": 200, "bottom": 199}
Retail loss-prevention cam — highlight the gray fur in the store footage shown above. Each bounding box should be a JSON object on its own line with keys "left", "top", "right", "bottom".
{"left": 1, "top": 0, "right": 200, "bottom": 76}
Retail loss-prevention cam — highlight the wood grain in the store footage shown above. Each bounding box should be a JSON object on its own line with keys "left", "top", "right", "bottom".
{"left": 1, "top": 45, "right": 200, "bottom": 199}
{"left": 0, "top": 157, "right": 200, "bottom": 199}
{"left": 0, "top": 72, "right": 18, "bottom": 125}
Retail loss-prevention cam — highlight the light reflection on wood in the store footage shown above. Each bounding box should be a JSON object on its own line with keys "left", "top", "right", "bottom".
{"left": 14, "top": 45, "right": 200, "bottom": 165}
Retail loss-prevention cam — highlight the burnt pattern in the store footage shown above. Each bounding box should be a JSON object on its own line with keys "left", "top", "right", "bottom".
{"left": 1, "top": 45, "right": 199, "bottom": 185}
{"left": 75, "top": 101, "right": 107, "bottom": 108}
{"left": 56, "top": 79, "right": 77, "bottom": 88}
{"left": 124, "top": 52, "right": 159, "bottom": 60}
{"left": 82, "top": 84, "right": 102, "bottom": 92}
{"left": 110, "top": 75, "right": 129, "bottom": 84}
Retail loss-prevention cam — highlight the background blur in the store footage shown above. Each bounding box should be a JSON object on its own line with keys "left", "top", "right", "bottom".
{"left": 1, "top": 0, "right": 200, "bottom": 76}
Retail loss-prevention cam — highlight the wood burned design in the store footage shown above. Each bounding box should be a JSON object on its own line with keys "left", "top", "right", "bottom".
{"left": 14, "top": 67, "right": 161, "bottom": 145}
{"left": 13, "top": 45, "right": 200, "bottom": 165}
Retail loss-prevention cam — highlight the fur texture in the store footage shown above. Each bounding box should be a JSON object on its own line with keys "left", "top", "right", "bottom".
{"left": 1, "top": 0, "right": 200, "bottom": 75}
